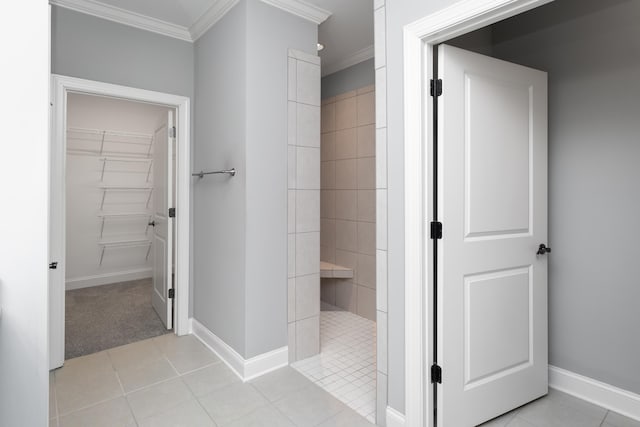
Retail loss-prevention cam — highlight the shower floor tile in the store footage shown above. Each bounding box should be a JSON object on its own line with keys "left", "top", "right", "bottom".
{"left": 292, "top": 310, "right": 376, "bottom": 422}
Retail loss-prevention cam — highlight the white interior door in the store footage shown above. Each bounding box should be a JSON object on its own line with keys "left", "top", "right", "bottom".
{"left": 437, "top": 45, "right": 548, "bottom": 426}
{"left": 151, "top": 110, "right": 174, "bottom": 329}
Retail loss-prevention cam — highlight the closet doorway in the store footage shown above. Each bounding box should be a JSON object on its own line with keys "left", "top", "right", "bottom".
{"left": 50, "top": 76, "right": 191, "bottom": 369}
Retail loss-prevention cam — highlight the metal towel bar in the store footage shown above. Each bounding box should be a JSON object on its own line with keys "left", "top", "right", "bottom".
{"left": 192, "top": 168, "right": 236, "bottom": 178}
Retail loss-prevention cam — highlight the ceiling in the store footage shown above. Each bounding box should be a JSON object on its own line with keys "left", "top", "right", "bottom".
{"left": 51, "top": 0, "right": 374, "bottom": 76}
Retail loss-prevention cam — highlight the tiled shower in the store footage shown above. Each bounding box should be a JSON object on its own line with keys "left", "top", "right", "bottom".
{"left": 319, "top": 86, "right": 377, "bottom": 321}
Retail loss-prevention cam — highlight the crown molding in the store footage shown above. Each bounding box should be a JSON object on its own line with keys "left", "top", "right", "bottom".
{"left": 190, "top": 0, "right": 241, "bottom": 41}
{"left": 322, "top": 44, "right": 375, "bottom": 77}
{"left": 49, "top": 0, "right": 193, "bottom": 42}
{"left": 260, "top": 0, "right": 331, "bottom": 25}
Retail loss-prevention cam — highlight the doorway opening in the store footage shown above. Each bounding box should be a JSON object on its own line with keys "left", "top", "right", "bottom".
{"left": 50, "top": 75, "right": 191, "bottom": 369}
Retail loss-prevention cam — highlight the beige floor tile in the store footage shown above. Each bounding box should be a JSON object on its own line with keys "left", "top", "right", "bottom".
{"left": 517, "top": 392, "right": 607, "bottom": 427}
{"left": 273, "top": 384, "right": 346, "bottom": 427}
{"left": 108, "top": 338, "right": 163, "bottom": 371}
{"left": 54, "top": 351, "right": 113, "bottom": 383}
{"left": 604, "top": 411, "right": 640, "bottom": 427}
{"left": 505, "top": 417, "right": 537, "bottom": 427}
{"left": 198, "top": 382, "right": 268, "bottom": 426}
{"left": 139, "top": 399, "right": 215, "bottom": 427}
{"left": 50, "top": 372, "right": 58, "bottom": 420}
{"left": 316, "top": 409, "right": 375, "bottom": 427}
{"left": 153, "top": 334, "right": 219, "bottom": 374}
{"left": 55, "top": 369, "right": 123, "bottom": 416}
{"left": 182, "top": 363, "right": 240, "bottom": 397}
{"left": 126, "top": 377, "right": 193, "bottom": 421}
{"left": 224, "top": 405, "right": 295, "bottom": 427}
{"left": 250, "top": 367, "right": 311, "bottom": 402}
{"left": 478, "top": 409, "right": 518, "bottom": 426}
{"left": 117, "top": 357, "right": 178, "bottom": 393}
{"left": 58, "top": 397, "right": 135, "bottom": 427}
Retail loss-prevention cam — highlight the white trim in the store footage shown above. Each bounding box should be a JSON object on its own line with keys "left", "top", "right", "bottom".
{"left": 386, "top": 406, "right": 406, "bottom": 427}
{"left": 49, "top": 75, "right": 191, "bottom": 369}
{"left": 259, "top": 0, "right": 331, "bottom": 25}
{"left": 49, "top": 0, "right": 192, "bottom": 42}
{"left": 322, "top": 45, "right": 375, "bottom": 77}
{"left": 190, "top": 0, "right": 241, "bottom": 41}
{"left": 549, "top": 366, "right": 640, "bottom": 422}
{"left": 402, "top": 0, "right": 554, "bottom": 425}
{"left": 190, "top": 319, "right": 289, "bottom": 382}
{"left": 65, "top": 268, "right": 152, "bottom": 290}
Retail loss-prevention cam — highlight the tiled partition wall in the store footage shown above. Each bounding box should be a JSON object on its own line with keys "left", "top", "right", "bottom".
{"left": 374, "top": 0, "right": 389, "bottom": 425}
{"left": 287, "top": 49, "right": 322, "bottom": 363}
{"left": 319, "top": 86, "right": 377, "bottom": 321}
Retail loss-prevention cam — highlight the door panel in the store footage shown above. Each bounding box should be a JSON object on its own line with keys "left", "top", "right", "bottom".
{"left": 438, "top": 44, "right": 548, "bottom": 426}
{"left": 151, "top": 110, "right": 174, "bottom": 329}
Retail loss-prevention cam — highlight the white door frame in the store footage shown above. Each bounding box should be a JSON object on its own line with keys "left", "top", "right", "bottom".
{"left": 402, "top": 0, "right": 554, "bottom": 425}
{"left": 50, "top": 74, "right": 191, "bottom": 368}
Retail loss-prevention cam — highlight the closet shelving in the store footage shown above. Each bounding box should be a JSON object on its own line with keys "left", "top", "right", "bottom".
{"left": 67, "top": 127, "right": 155, "bottom": 266}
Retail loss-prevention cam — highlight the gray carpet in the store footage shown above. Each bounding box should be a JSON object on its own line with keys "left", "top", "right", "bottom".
{"left": 65, "top": 278, "right": 169, "bottom": 360}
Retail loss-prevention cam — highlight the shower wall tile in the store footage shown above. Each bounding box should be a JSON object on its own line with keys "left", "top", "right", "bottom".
{"left": 295, "top": 273, "right": 320, "bottom": 321}
{"left": 335, "top": 97, "right": 357, "bottom": 130}
{"left": 357, "top": 189, "right": 376, "bottom": 223}
{"left": 296, "top": 104, "right": 320, "bottom": 148}
{"left": 296, "top": 315, "right": 319, "bottom": 359}
{"left": 335, "top": 220, "right": 357, "bottom": 253}
{"left": 357, "top": 222, "right": 376, "bottom": 256}
{"left": 335, "top": 159, "right": 357, "bottom": 190}
{"left": 321, "top": 102, "right": 335, "bottom": 133}
{"left": 357, "top": 91, "right": 376, "bottom": 126}
{"left": 295, "top": 232, "right": 319, "bottom": 276}
{"left": 288, "top": 50, "right": 321, "bottom": 362}
{"left": 296, "top": 147, "right": 320, "bottom": 190}
{"left": 357, "top": 124, "right": 375, "bottom": 157}
{"left": 321, "top": 133, "right": 335, "bottom": 161}
{"left": 288, "top": 278, "right": 295, "bottom": 323}
{"left": 335, "top": 190, "right": 357, "bottom": 221}
{"left": 356, "top": 286, "right": 376, "bottom": 321}
{"left": 320, "top": 87, "right": 377, "bottom": 321}
{"left": 295, "top": 190, "right": 320, "bottom": 233}
{"left": 320, "top": 190, "right": 335, "bottom": 219}
{"left": 296, "top": 60, "right": 320, "bottom": 106}
{"left": 335, "top": 128, "right": 357, "bottom": 160}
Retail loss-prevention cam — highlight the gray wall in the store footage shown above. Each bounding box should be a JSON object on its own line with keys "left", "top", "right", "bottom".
{"left": 244, "top": 0, "right": 317, "bottom": 358}
{"left": 385, "top": 0, "right": 455, "bottom": 412}
{"left": 193, "top": 1, "right": 248, "bottom": 355}
{"left": 490, "top": 0, "right": 640, "bottom": 395}
{"left": 194, "top": 0, "right": 316, "bottom": 358}
{"left": 321, "top": 58, "right": 375, "bottom": 99}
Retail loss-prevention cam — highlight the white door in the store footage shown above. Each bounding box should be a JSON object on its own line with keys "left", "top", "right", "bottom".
{"left": 437, "top": 45, "right": 548, "bottom": 426}
{"left": 151, "top": 110, "right": 174, "bottom": 329}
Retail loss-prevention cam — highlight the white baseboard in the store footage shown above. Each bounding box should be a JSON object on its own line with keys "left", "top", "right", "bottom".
{"left": 386, "top": 406, "right": 406, "bottom": 427}
{"left": 189, "top": 318, "right": 288, "bottom": 382}
{"left": 549, "top": 365, "right": 640, "bottom": 421}
{"left": 65, "top": 268, "right": 152, "bottom": 290}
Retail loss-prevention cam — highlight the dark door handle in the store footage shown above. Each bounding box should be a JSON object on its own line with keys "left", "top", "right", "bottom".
{"left": 537, "top": 244, "right": 551, "bottom": 255}
{"left": 49, "top": 262, "right": 58, "bottom": 269}
{"left": 148, "top": 221, "right": 156, "bottom": 227}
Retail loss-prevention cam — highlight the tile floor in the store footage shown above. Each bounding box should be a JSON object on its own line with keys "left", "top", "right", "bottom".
{"left": 292, "top": 310, "right": 377, "bottom": 423}
{"left": 49, "top": 333, "right": 374, "bottom": 427}
{"left": 479, "top": 388, "right": 640, "bottom": 427}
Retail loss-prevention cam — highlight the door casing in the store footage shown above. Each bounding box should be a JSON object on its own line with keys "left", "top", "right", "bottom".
{"left": 402, "top": 0, "right": 555, "bottom": 425}
{"left": 49, "top": 75, "right": 191, "bottom": 369}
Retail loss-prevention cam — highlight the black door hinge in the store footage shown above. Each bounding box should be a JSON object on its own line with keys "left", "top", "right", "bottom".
{"left": 168, "top": 208, "right": 175, "bottom": 218}
{"left": 168, "top": 288, "right": 175, "bottom": 299}
{"left": 430, "top": 221, "right": 443, "bottom": 239}
{"left": 430, "top": 79, "right": 443, "bottom": 97}
{"left": 49, "top": 262, "right": 58, "bottom": 269}
{"left": 431, "top": 364, "right": 442, "bottom": 383}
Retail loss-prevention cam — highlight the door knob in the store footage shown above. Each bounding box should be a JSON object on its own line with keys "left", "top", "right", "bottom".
{"left": 148, "top": 221, "right": 156, "bottom": 227}
{"left": 536, "top": 244, "right": 551, "bottom": 255}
